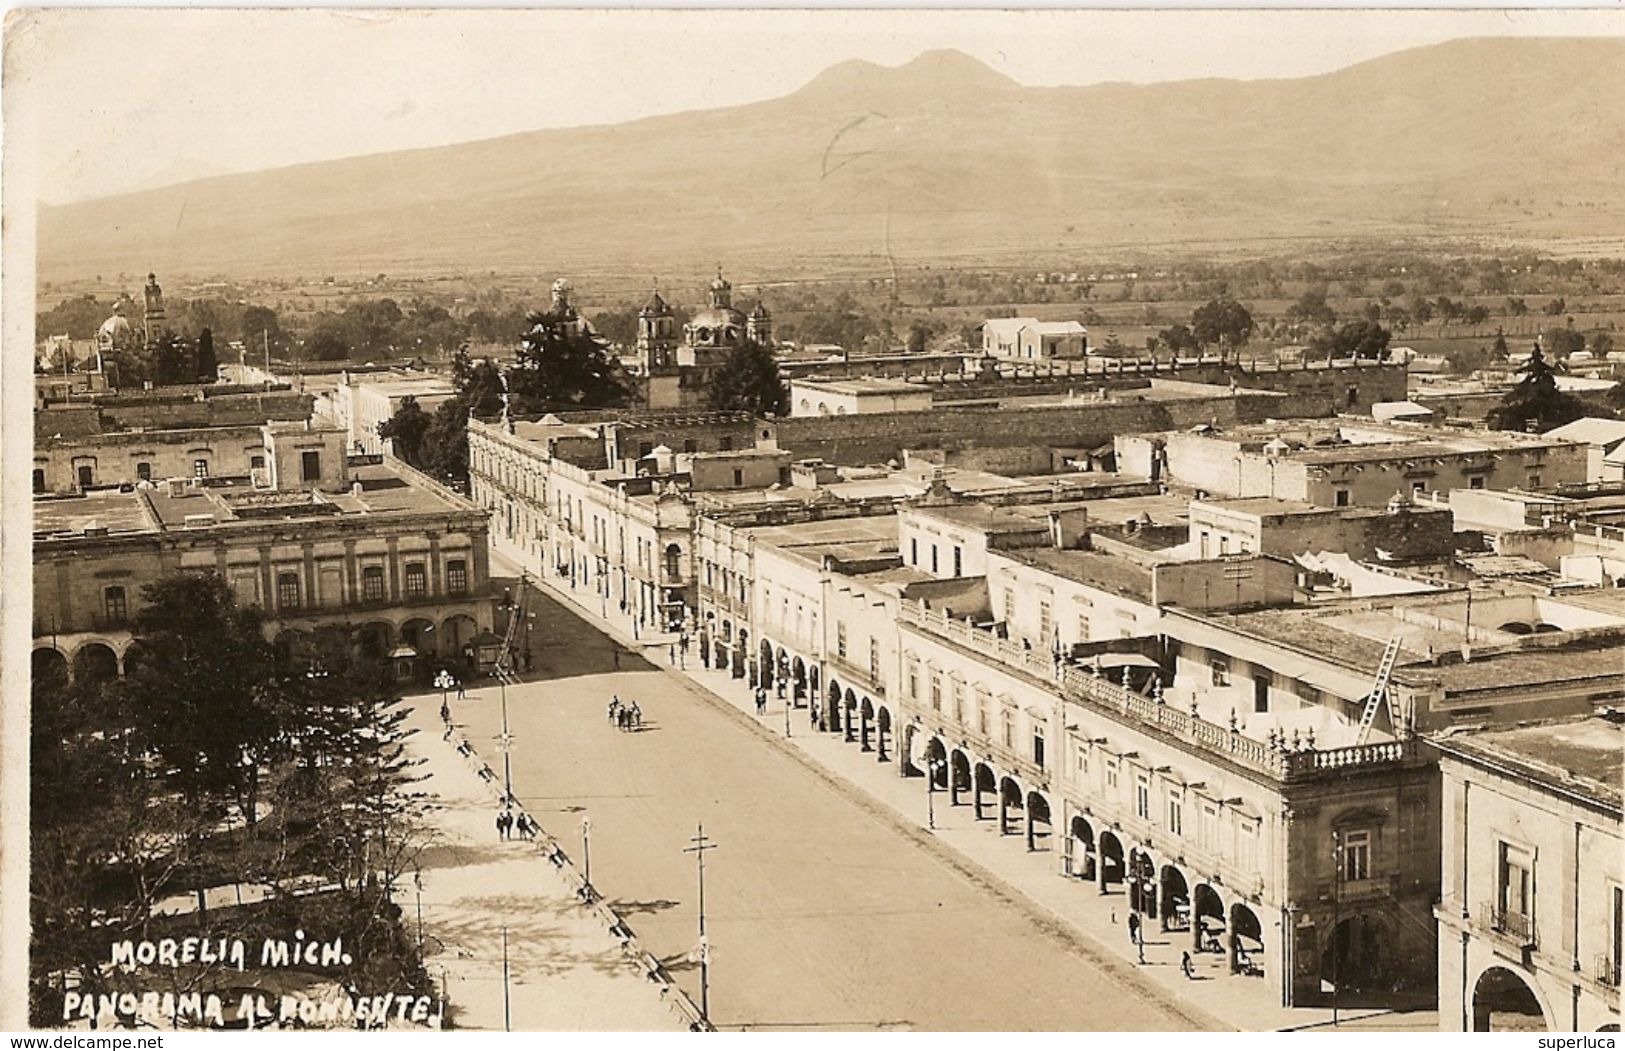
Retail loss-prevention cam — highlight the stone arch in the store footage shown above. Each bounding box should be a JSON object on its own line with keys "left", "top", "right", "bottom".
{"left": 875, "top": 705, "right": 893, "bottom": 762}
{"left": 400, "top": 617, "right": 437, "bottom": 655}
{"left": 1069, "top": 814, "right": 1097, "bottom": 879}
{"left": 791, "top": 656, "right": 807, "bottom": 702}
{"left": 1159, "top": 864, "right": 1191, "bottom": 932}
{"left": 32, "top": 646, "right": 68, "bottom": 692}
{"left": 735, "top": 628, "right": 749, "bottom": 680}
{"left": 947, "top": 748, "right": 971, "bottom": 806}
{"left": 1321, "top": 911, "right": 1387, "bottom": 992}
{"left": 972, "top": 761, "right": 997, "bottom": 821}
{"left": 923, "top": 737, "right": 949, "bottom": 787}
{"left": 1128, "top": 847, "right": 1159, "bottom": 916}
{"left": 1471, "top": 965, "right": 1550, "bottom": 1032}
{"left": 441, "top": 614, "right": 479, "bottom": 665}
{"left": 826, "top": 679, "right": 843, "bottom": 732}
{"left": 1025, "top": 789, "right": 1052, "bottom": 852}
{"left": 72, "top": 641, "right": 120, "bottom": 684}
{"left": 1193, "top": 883, "right": 1226, "bottom": 952}
{"left": 841, "top": 687, "right": 858, "bottom": 742}
{"left": 859, "top": 696, "right": 875, "bottom": 751}
{"left": 1097, "top": 829, "right": 1126, "bottom": 890}
{"left": 998, "top": 774, "right": 1024, "bottom": 837}
{"left": 758, "top": 639, "right": 775, "bottom": 691}
{"left": 1230, "top": 902, "right": 1265, "bottom": 977}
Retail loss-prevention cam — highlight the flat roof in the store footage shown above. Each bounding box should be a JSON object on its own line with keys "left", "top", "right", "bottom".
{"left": 33, "top": 489, "right": 157, "bottom": 537}
{"left": 907, "top": 503, "right": 1053, "bottom": 534}
{"left": 750, "top": 513, "right": 900, "bottom": 550}
{"left": 1003, "top": 547, "right": 1155, "bottom": 603}
{"left": 1192, "top": 497, "right": 1326, "bottom": 517}
{"left": 792, "top": 377, "right": 933, "bottom": 395}
{"left": 1437, "top": 716, "right": 1622, "bottom": 810}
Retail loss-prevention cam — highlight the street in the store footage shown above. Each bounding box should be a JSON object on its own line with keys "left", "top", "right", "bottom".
{"left": 455, "top": 586, "right": 1207, "bottom": 1031}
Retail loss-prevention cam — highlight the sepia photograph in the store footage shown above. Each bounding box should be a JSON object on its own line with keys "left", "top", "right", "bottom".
{"left": 2, "top": 6, "right": 1623, "bottom": 1035}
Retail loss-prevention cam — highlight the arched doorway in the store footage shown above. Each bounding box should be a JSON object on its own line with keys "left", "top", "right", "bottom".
{"left": 998, "top": 776, "right": 1024, "bottom": 837}
{"left": 875, "top": 706, "right": 892, "bottom": 762}
{"left": 1129, "top": 850, "right": 1158, "bottom": 917}
{"left": 1322, "top": 913, "right": 1384, "bottom": 992}
{"left": 924, "top": 738, "right": 948, "bottom": 787}
{"left": 826, "top": 680, "right": 843, "bottom": 732}
{"left": 735, "top": 629, "right": 748, "bottom": 680}
{"left": 972, "top": 762, "right": 997, "bottom": 821}
{"left": 273, "top": 629, "right": 311, "bottom": 666}
{"left": 1231, "top": 903, "right": 1264, "bottom": 977}
{"left": 758, "top": 639, "right": 775, "bottom": 691}
{"left": 1098, "top": 830, "right": 1126, "bottom": 892}
{"left": 1025, "top": 790, "right": 1051, "bottom": 852}
{"left": 358, "top": 621, "right": 393, "bottom": 662}
{"left": 949, "top": 749, "right": 971, "bottom": 807}
{"left": 1193, "top": 883, "right": 1225, "bottom": 952}
{"left": 1160, "top": 865, "right": 1190, "bottom": 932}
{"left": 1070, "top": 815, "right": 1096, "bottom": 879}
{"left": 400, "top": 617, "right": 436, "bottom": 655}
{"left": 72, "top": 642, "right": 119, "bottom": 684}
{"left": 122, "top": 640, "right": 155, "bottom": 678}
{"left": 32, "top": 647, "right": 68, "bottom": 693}
{"left": 843, "top": 688, "right": 858, "bottom": 743}
{"left": 791, "top": 657, "right": 807, "bottom": 704}
{"left": 1471, "top": 966, "right": 1548, "bottom": 1031}
{"left": 859, "top": 697, "right": 875, "bottom": 751}
{"left": 441, "top": 614, "right": 479, "bottom": 666}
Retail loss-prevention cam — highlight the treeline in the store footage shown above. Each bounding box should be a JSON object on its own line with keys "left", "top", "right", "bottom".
{"left": 30, "top": 575, "right": 433, "bottom": 1028}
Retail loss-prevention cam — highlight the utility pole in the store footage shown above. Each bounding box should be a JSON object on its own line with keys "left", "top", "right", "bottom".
{"left": 683, "top": 825, "right": 719, "bottom": 1023}
{"left": 498, "top": 675, "right": 513, "bottom": 803}
{"left": 580, "top": 814, "right": 592, "bottom": 894}
{"left": 1331, "top": 829, "right": 1342, "bottom": 1029}
{"left": 501, "top": 925, "right": 511, "bottom": 1033}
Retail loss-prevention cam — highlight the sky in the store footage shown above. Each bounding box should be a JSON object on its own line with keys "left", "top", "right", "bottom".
{"left": 7, "top": 7, "right": 1625, "bottom": 204}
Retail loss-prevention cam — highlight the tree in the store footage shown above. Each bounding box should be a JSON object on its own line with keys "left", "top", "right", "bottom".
{"left": 151, "top": 334, "right": 193, "bottom": 386}
{"left": 1488, "top": 345, "right": 1586, "bottom": 432}
{"left": 1507, "top": 297, "right": 1529, "bottom": 318}
{"left": 304, "top": 319, "right": 351, "bottom": 361}
{"left": 1543, "top": 297, "right": 1567, "bottom": 316}
{"left": 377, "top": 395, "right": 432, "bottom": 467}
{"left": 506, "top": 311, "right": 629, "bottom": 413}
{"left": 1492, "top": 330, "right": 1510, "bottom": 361}
{"left": 194, "top": 327, "right": 218, "bottom": 381}
{"left": 1285, "top": 287, "right": 1337, "bottom": 329}
{"left": 1190, "top": 297, "right": 1254, "bottom": 360}
{"left": 1157, "top": 322, "right": 1200, "bottom": 356}
{"left": 706, "top": 340, "right": 788, "bottom": 415}
{"left": 1543, "top": 326, "right": 1586, "bottom": 359}
{"left": 1311, "top": 320, "right": 1392, "bottom": 362}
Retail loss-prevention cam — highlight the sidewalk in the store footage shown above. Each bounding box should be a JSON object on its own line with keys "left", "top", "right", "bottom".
{"left": 516, "top": 553, "right": 1436, "bottom": 1033}
{"left": 402, "top": 696, "right": 686, "bottom": 1031}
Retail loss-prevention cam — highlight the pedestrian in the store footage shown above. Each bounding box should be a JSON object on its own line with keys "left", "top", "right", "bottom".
{"left": 456, "top": 678, "right": 467, "bottom": 700}
{"left": 1181, "top": 951, "right": 1196, "bottom": 980}
{"left": 630, "top": 701, "right": 642, "bottom": 729}
{"left": 1127, "top": 911, "right": 1140, "bottom": 946}
{"left": 495, "top": 811, "right": 508, "bottom": 841}
{"left": 618, "top": 707, "right": 630, "bottom": 731}
{"left": 609, "top": 697, "right": 621, "bottom": 724}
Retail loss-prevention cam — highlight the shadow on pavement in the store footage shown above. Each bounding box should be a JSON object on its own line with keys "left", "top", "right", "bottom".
{"left": 606, "top": 898, "right": 681, "bottom": 917}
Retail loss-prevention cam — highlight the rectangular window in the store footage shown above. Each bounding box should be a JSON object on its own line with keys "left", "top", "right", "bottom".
{"left": 1210, "top": 658, "right": 1230, "bottom": 687}
{"left": 1237, "top": 820, "right": 1258, "bottom": 871}
{"left": 362, "top": 565, "right": 385, "bottom": 602}
{"left": 1334, "top": 488, "right": 1350, "bottom": 508}
{"left": 953, "top": 546, "right": 962, "bottom": 576}
{"left": 683, "top": 439, "right": 698, "bottom": 454}
{"left": 104, "top": 585, "right": 127, "bottom": 626}
{"left": 1199, "top": 802, "right": 1218, "bottom": 851}
{"left": 1032, "top": 725, "right": 1045, "bottom": 769}
{"left": 193, "top": 459, "right": 209, "bottom": 478}
{"left": 1105, "top": 758, "right": 1119, "bottom": 791}
{"left": 1469, "top": 475, "right": 1486, "bottom": 490}
{"left": 1219, "top": 535, "right": 1230, "bottom": 555}
{"left": 836, "top": 621, "right": 847, "bottom": 659}
{"left": 977, "top": 698, "right": 989, "bottom": 736}
{"left": 1076, "top": 613, "right": 1090, "bottom": 642}
{"left": 869, "top": 639, "right": 880, "bottom": 684}
{"left": 77, "top": 464, "right": 94, "bottom": 488}
{"left": 404, "top": 563, "right": 427, "bottom": 597}
{"left": 1340, "top": 829, "right": 1371, "bottom": 882}
{"left": 1254, "top": 674, "right": 1270, "bottom": 713}
{"left": 1039, "top": 600, "right": 1053, "bottom": 642}
{"left": 33, "top": 468, "right": 46, "bottom": 492}
{"left": 929, "top": 673, "right": 942, "bottom": 712}
{"left": 1076, "top": 746, "right": 1089, "bottom": 777}
{"left": 1411, "top": 480, "right": 1426, "bottom": 494}
{"left": 931, "top": 545, "right": 939, "bottom": 574}
{"left": 1498, "top": 841, "right": 1532, "bottom": 921}
{"left": 1003, "top": 588, "right": 1015, "bottom": 625}
{"left": 910, "top": 537, "right": 918, "bottom": 566}
{"left": 733, "top": 469, "right": 743, "bottom": 487}
{"left": 1001, "top": 709, "right": 1013, "bottom": 749}
{"left": 277, "top": 572, "right": 301, "bottom": 610}
{"left": 718, "top": 436, "right": 733, "bottom": 452}
{"left": 1134, "top": 773, "right": 1150, "bottom": 820}
{"left": 1167, "top": 791, "right": 1183, "bottom": 836}
{"left": 136, "top": 462, "right": 152, "bottom": 482}
{"left": 301, "top": 450, "right": 321, "bottom": 481}
{"left": 1611, "top": 884, "right": 1623, "bottom": 984}
{"left": 907, "top": 661, "right": 919, "bottom": 700}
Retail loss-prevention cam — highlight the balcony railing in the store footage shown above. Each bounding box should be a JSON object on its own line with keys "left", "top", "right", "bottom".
{"left": 1481, "top": 903, "right": 1536, "bottom": 948}
{"left": 1598, "top": 955, "right": 1620, "bottom": 988}
{"left": 902, "top": 600, "right": 1416, "bottom": 784}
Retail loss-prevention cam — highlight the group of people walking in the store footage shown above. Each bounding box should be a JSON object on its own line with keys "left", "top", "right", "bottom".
{"left": 497, "top": 808, "right": 539, "bottom": 841}
{"left": 608, "top": 695, "right": 643, "bottom": 730}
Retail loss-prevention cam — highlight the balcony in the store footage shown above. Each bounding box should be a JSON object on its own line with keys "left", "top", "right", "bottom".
{"left": 1320, "top": 874, "right": 1398, "bottom": 903}
{"left": 1480, "top": 902, "right": 1536, "bottom": 949}
{"left": 827, "top": 651, "right": 885, "bottom": 696}
{"left": 1598, "top": 955, "right": 1620, "bottom": 988}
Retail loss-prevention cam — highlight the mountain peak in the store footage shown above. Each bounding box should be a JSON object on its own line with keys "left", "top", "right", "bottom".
{"left": 797, "top": 48, "right": 1018, "bottom": 100}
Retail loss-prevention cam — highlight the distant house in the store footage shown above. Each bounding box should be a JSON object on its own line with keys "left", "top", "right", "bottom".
{"left": 980, "top": 318, "right": 1088, "bottom": 360}
{"left": 1545, "top": 417, "right": 1625, "bottom": 483}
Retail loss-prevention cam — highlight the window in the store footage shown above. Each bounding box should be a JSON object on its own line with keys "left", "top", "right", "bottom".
{"left": 1003, "top": 588, "right": 1015, "bottom": 625}
{"left": 1527, "top": 474, "right": 1542, "bottom": 489}
{"left": 836, "top": 621, "right": 847, "bottom": 659}
{"left": 301, "top": 451, "right": 321, "bottom": 481}
{"left": 1075, "top": 746, "right": 1089, "bottom": 777}
{"left": 683, "top": 439, "right": 698, "bottom": 454}
{"left": 1199, "top": 801, "right": 1219, "bottom": 851}
{"left": 931, "top": 545, "right": 939, "bottom": 574}
{"left": 1167, "top": 791, "right": 1183, "bottom": 836}
{"left": 1219, "top": 535, "right": 1230, "bottom": 555}
{"left": 136, "top": 462, "right": 152, "bottom": 482}
{"left": 732, "top": 469, "right": 743, "bottom": 487}
{"left": 277, "top": 572, "right": 301, "bottom": 610}
{"left": 1076, "top": 613, "right": 1090, "bottom": 642}
{"left": 1334, "top": 488, "right": 1350, "bottom": 508}
{"left": 1610, "top": 884, "right": 1623, "bottom": 985}
{"left": 952, "top": 546, "right": 962, "bottom": 576}
{"left": 1000, "top": 709, "right": 1013, "bottom": 749}
{"left": 868, "top": 639, "right": 880, "bottom": 683}
{"left": 77, "top": 464, "right": 94, "bottom": 488}
{"left": 977, "top": 696, "right": 990, "bottom": 735}
{"left": 1134, "top": 772, "right": 1150, "bottom": 820}
{"left": 1210, "top": 658, "right": 1231, "bottom": 687}
{"left": 952, "top": 680, "right": 965, "bottom": 723}
{"left": 719, "top": 436, "right": 733, "bottom": 451}
{"left": 910, "top": 537, "right": 918, "bottom": 566}
{"left": 1497, "top": 841, "right": 1532, "bottom": 922}
{"left": 362, "top": 565, "right": 385, "bottom": 602}
{"left": 193, "top": 459, "right": 209, "bottom": 478}
{"left": 32, "top": 469, "right": 45, "bottom": 492}
{"left": 907, "top": 660, "right": 919, "bottom": 700}
{"left": 103, "top": 585, "right": 127, "bottom": 626}
{"left": 1237, "top": 820, "right": 1258, "bottom": 870}
{"left": 929, "top": 673, "right": 942, "bottom": 711}
{"left": 1032, "top": 725, "right": 1045, "bottom": 768}
{"left": 1339, "top": 829, "right": 1371, "bottom": 882}
{"left": 1469, "top": 475, "right": 1486, "bottom": 490}
{"left": 1411, "top": 480, "right": 1426, "bottom": 494}
{"left": 1254, "top": 674, "right": 1271, "bottom": 713}
{"left": 1105, "top": 758, "right": 1119, "bottom": 791}
{"left": 404, "top": 563, "right": 427, "bottom": 597}
{"left": 1039, "top": 600, "right": 1053, "bottom": 643}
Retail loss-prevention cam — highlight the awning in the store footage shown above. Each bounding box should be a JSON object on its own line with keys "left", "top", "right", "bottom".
{"left": 387, "top": 644, "right": 419, "bottom": 659}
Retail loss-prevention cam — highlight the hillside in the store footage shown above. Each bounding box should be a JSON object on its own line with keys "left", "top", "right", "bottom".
{"left": 35, "top": 36, "right": 1625, "bottom": 282}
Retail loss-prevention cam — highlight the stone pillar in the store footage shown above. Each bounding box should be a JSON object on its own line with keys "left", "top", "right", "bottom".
{"left": 344, "top": 539, "right": 359, "bottom": 606}
{"left": 428, "top": 533, "right": 443, "bottom": 596}
{"left": 303, "top": 542, "right": 318, "bottom": 608}
{"left": 1098, "top": 848, "right": 1110, "bottom": 895}
{"left": 386, "top": 536, "right": 401, "bottom": 601}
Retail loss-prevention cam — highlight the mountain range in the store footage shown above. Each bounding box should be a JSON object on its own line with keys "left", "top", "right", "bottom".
{"left": 35, "top": 37, "right": 1625, "bottom": 282}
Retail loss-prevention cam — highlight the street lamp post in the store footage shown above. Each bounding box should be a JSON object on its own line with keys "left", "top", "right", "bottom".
{"left": 683, "top": 825, "right": 718, "bottom": 1024}
{"left": 926, "top": 756, "right": 946, "bottom": 830}
{"left": 434, "top": 669, "right": 455, "bottom": 719}
{"left": 580, "top": 814, "right": 592, "bottom": 893}
{"left": 498, "top": 677, "right": 513, "bottom": 803}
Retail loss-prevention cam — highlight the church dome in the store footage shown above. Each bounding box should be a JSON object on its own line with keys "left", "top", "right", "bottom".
{"left": 98, "top": 312, "right": 132, "bottom": 344}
